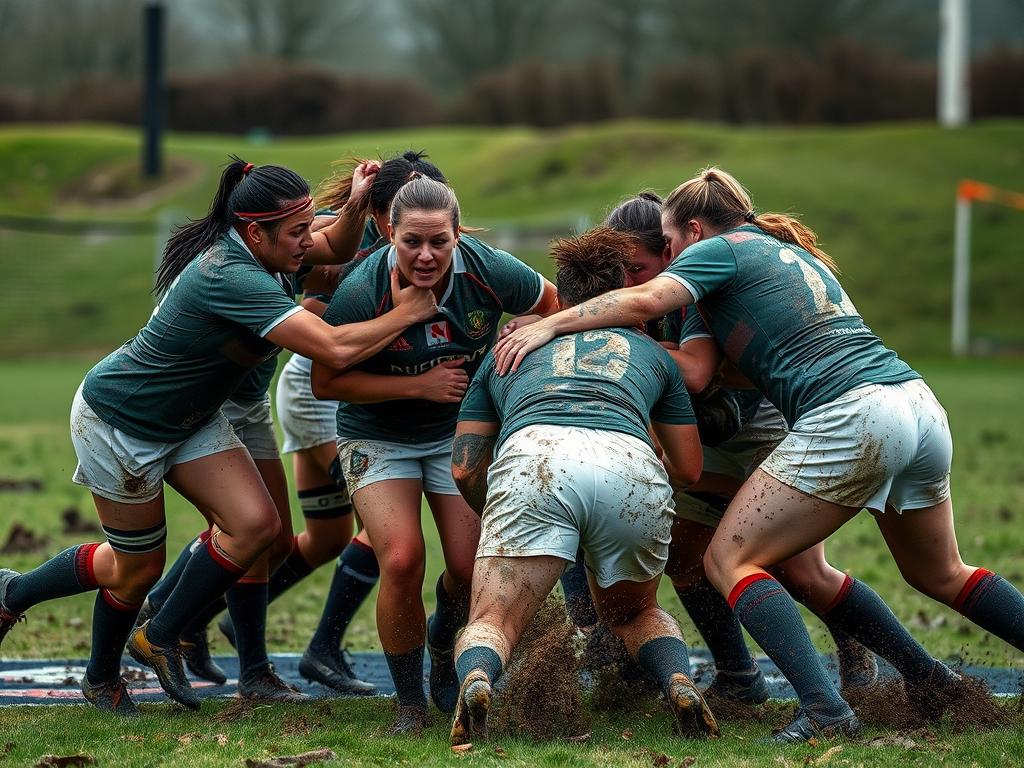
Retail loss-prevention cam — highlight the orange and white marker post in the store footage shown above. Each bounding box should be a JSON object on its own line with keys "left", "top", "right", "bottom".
{"left": 952, "top": 180, "right": 1024, "bottom": 356}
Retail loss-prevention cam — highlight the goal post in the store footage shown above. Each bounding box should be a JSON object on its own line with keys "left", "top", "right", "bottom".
{"left": 951, "top": 179, "right": 1024, "bottom": 356}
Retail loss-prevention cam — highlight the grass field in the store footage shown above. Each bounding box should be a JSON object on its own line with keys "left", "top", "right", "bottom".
{"left": 1, "top": 120, "right": 1023, "bottom": 764}
{"left": 0, "top": 358, "right": 1022, "bottom": 765}
{"left": 1, "top": 120, "right": 1024, "bottom": 358}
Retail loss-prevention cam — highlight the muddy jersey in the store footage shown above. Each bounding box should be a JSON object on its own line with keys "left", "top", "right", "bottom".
{"left": 323, "top": 235, "right": 545, "bottom": 444}
{"left": 661, "top": 225, "right": 917, "bottom": 425}
{"left": 460, "top": 327, "right": 695, "bottom": 452}
{"left": 646, "top": 306, "right": 712, "bottom": 346}
{"left": 83, "top": 230, "right": 301, "bottom": 441}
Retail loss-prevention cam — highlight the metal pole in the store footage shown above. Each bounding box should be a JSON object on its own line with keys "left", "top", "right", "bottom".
{"left": 142, "top": 0, "right": 165, "bottom": 178}
{"left": 939, "top": 0, "right": 969, "bottom": 127}
{"left": 951, "top": 195, "right": 971, "bottom": 356}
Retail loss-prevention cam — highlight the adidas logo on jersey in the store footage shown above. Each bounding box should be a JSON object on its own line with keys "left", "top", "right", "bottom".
{"left": 388, "top": 336, "right": 413, "bottom": 352}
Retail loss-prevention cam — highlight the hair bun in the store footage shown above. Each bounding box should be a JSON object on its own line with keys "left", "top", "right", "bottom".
{"left": 403, "top": 150, "right": 427, "bottom": 163}
{"left": 638, "top": 191, "right": 663, "bottom": 204}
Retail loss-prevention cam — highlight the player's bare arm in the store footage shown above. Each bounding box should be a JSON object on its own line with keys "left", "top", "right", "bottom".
{"left": 450, "top": 421, "right": 499, "bottom": 516}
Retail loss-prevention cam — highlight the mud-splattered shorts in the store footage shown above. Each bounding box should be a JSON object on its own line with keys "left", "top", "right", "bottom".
{"left": 70, "top": 384, "right": 243, "bottom": 504}
{"left": 675, "top": 399, "right": 788, "bottom": 527}
{"left": 335, "top": 435, "right": 459, "bottom": 495}
{"left": 479, "top": 424, "right": 675, "bottom": 588}
{"left": 222, "top": 394, "right": 279, "bottom": 461}
{"left": 759, "top": 379, "right": 952, "bottom": 513}
{"left": 276, "top": 354, "right": 338, "bottom": 453}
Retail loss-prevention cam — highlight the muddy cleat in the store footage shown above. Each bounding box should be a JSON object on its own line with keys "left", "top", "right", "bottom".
{"left": 772, "top": 708, "right": 861, "bottom": 744}
{"left": 217, "top": 614, "right": 237, "bottom": 650}
{"left": 81, "top": 675, "right": 139, "bottom": 716}
{"left": 298, "top": 647, "right": 377, "bottom": 696}
{"left": 133, "top": 597, "right": 156, "bottom": 629}
{"left": 450, "top": 670, "right": 492, "bottom": 746}
{"left": 180, "top": 628, "right": 227, "bottom": 685}
{"left": 668, "top": 673, "right": 721, "bottom": 738}
{"left": 0, "top": 569, "right": 25, "bottom": 646}
{"left": 126, "top": 621, "right": 201, "bottom": 710}
{"left": 703, "top": 666, "right": 771, "bottom": 705}
{"left": 389, "top": 704, "right": 430, "bottom": 736}
{"left": 905, "top": 661, "right": 960, "bottom": 723}
{"left": 238, "top": 664, "right": 309, "bottom": 703}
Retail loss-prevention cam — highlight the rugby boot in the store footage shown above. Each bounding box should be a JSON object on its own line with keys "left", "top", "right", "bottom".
{"left": 837, "top": 641, "right": 880, "bottom": 692}
{"left": 298, "top": 647, "right": 376, "bottom": 695}
{"left": 772, "top": 707, "right": 861, "bottom": 744}
{"left": 237, "top": 664, "right": 309, "bottom": 703}
{"left": 81, "top": 674, "right": 139, "bottom": 716}
{"left": 667, "top": 673, "right": 721, "bottom": 738}
{"left": 180, "top": 628, "right": 227, "bottom": 685}
{"left": 0, "top": 569, "right": 25, "bottom": 646}
{"left": 126, "top": 621, "right": 201, "bottom": 710}
{"left": 904, "top": 660, "right": 960, "bottom": 723}
{"left": 449, "top": 669, "right": 492, "bottom": 746}
{"left": 389, "top": 704, "right": 430, "bottom": 736}
{"left": 133, "top": 597, "right": 155, "bottom": 629}
{"left": 427, "top": 614, "right": 459, "bottom": 713}
{"left": 217, "top": 613, "right": 237, "bottom": 650}
{"left": 703, "top": 666, "right": 771, "bottom": 705}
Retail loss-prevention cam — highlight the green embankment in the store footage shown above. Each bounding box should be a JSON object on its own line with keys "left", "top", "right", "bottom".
{"left": 1, "top": 120, "right": 1023, "bottom": 357}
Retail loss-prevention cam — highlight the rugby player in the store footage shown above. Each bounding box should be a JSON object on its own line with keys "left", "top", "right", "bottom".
{"left": 449, "top": 227, "right": 719, "bottom": 744}
{"left": 311, "top": 174, "right": 559, "bottom": 733}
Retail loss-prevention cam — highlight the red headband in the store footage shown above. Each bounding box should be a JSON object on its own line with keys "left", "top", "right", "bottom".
{"left": 242, "top": 162, "right": 254, "bottom": 175}
{"left": 235, "top": 196, "right": 313, "bottom": 223}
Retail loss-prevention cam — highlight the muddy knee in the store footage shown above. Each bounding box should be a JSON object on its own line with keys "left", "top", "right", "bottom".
{"left": 380, "top": 547, "right": 426, "bottom": 587}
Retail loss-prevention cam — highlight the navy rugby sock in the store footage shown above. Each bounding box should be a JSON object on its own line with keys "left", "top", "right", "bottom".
{"left": 730, "top": 574, "right": 850, "bottom": 721}
{"left": 636, "top": 636, "right": 692, "bottom": 694}
{"left": 86, "top": 589, "right": 142, "bottom": 684}
{"left": 455, "top": 645, "right": 503, "bottom": 686}
{"left": 427, "top": 572, "right": 469, "bottom": 652}
{"left": 266, "top": 536, "right": 315, "bottom": 603}
{"left": 953, "top": 568, "right": 1024, "bottom": 651}
{"left": 818, "top": 576, "right": 938, "bottom": 685}
{"left": 308, "top": 539, "right": 379, "bottom": 656}
{"left": 146, "top": 537, "right": 245, "bottom": 648}
{"left": 4, "top": 543, "right": 101, "bottom": 613}
{"left": 226, "top": 580, "right": 270, "bottom": 676}
{"left": 384, "top": 646, "right": 428, "bottom": 709}
{"left": 675, "top": 579, "right": 757, "bottom": 674}
{"left": 147, "top": 531, "right": 207, "bottom": 611}
{"left": 560, "top": 555, "right": 599, "bottom": 629}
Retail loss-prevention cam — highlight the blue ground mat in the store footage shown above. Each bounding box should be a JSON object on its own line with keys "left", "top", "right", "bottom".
{"left": 2, "top": 650, "right": 1021, "bottom": 706}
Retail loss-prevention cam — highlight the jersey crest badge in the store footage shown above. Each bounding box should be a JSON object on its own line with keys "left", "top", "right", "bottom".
{"left": 425, "top": 320, "right": 452, "bottom": 347}
{"left": 466, "top": 310, "right": 491, "bottom": 339}
{"left": 388, "top": 335, "right": 413, "bottom": 352}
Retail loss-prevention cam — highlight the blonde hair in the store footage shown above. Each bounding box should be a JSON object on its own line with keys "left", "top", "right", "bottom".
{"left": 663, "top": 167, "right": 838, "bottom": 272}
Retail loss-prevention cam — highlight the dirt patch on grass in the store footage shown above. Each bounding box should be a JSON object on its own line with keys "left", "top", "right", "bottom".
{"left": 57, "top": 157, "right": 204, "bottom": 211}
{"left": 61, "top": 508, "right": 100, "bottom": 535}
{"left": 1, "top": 523, "right": 48, "bottom": 554}
{"left": 585, "top": 624, "right": 659, "bottom": 714}
{"left": 490, "top": 598, "right": 589, "bottom": 740}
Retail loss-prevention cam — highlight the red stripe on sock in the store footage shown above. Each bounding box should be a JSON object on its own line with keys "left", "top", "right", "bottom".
{"left": 821, "top": 575, "right": 855, "bottom": 615}
{"left": 236, "top": 576, "right": 270, "bottom": 585}
{"left": 727, "top": 572, "right": 774, "bottom": 609}
{"left": 953, "top": 568, "right": 994, "bottom": 613}
{"left": 101, "top": 589, "right": 141, "bottom": 612}
{"left": 75, "top": 543, "right": 101, "bottom": 590}
{"left": 205, "top": 538, "right": 246, "bottom": 575}
{"left": 352, "top": 538, "right": 374, "bottom": 555}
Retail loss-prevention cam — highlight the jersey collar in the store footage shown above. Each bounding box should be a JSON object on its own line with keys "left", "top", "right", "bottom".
{"left": 386, "top": 243, "right": 466, "bottom": 312}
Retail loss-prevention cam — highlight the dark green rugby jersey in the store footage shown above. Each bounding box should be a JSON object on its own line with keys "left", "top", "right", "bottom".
{"left": 662, "top": 225, "right": 918, "bottom": 425}
{"left": 645, "top": 305, "right": 710, "bottom": 346}
{"left": 459, "top": 327, "right": 695, "bottom": 452}
{"left": 83, "top": 230, "right": 301, "bottom": 441}
{"left": 323, "top": 235, "right": 544, "bottom": 444}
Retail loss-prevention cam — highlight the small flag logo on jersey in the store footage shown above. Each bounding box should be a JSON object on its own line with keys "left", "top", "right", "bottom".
{"left": 425, "top": 320, "right": 451, "bottom": 347}
{"left": 388, "top": 335, "right": 413, "bottom": 352}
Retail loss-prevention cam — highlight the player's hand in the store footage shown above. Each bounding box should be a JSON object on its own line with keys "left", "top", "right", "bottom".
{"left": 417, "top": 359, "right": 469, "bottom": 403}
{"left": 390, "top": 267, "right": 437, "bottom": 323}
{"left": 493, "top": 320, "right": 555, "bottom": 375}
{"left": 348, "top": 161, "right": 381, "bottom": 207}
{"left": 499, "top": 314, "right": 542, "bottom": 338}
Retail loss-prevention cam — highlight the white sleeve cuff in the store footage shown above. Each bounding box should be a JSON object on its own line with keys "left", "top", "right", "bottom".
{"left": 659, "top": 272, "right": 704, "bottom": 302}
{"left": 258, "top": 305, "right": 304, "bottom": 338}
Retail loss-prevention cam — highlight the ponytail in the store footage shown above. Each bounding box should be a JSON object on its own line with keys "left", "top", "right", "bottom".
{"left": 605, "top": 190, "right": 665, "bottom": 256}
{"left": 317, "top": 149, "right": 447, "bottom": 217}
{"left": 155, "top": 156, "right": 310, "bottom": 295}
{"left": 664, "top": 166, "right": 837, "bottom": 272}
